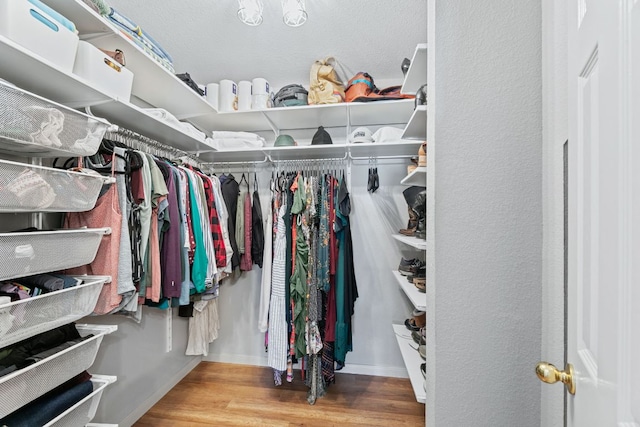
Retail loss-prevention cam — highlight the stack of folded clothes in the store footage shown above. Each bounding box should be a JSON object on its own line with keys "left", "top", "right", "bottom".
{"left": 209, "top": 131, "right": 266, "bottom": 151}
{"left": 81, "top": 0, "right": 174, "bottom": 72}
{"left": 144, "top": 108, "right": 206, "bottom": 142}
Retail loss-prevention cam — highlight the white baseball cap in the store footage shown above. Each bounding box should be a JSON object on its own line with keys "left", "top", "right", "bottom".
{"left": 372, "top": 126, "right": 405, "bottom": 143}
{"left": 349, "top": 127, "right": 374, "bottom": 144}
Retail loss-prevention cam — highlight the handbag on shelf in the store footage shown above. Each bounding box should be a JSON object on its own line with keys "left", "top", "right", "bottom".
{"left": 308, "top": 57, "right": 346, "bottom": 105}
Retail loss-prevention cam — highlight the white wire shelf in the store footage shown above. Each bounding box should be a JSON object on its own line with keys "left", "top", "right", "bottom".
{"left": 0, "top": 324, "right": 117, "bottom": 418}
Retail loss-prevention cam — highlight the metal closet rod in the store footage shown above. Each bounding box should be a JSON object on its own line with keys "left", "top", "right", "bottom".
{"left": 104, "top": 126, "right": 206, "bottom": 169}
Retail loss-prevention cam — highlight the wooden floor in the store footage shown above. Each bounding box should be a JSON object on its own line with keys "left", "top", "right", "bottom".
{"left": 133, "top": 362, "right": 425, "bottom": 427}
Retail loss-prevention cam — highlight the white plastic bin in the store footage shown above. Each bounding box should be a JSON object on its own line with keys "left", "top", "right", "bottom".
{"left": 0, "top": 228, "right": 111, "bottom": 281}
{"left": 44, "top": 375, "right": 116, "bottom": 427}
{"left": 0, "top": 159, "right": 110, "bottom": 213}
{"left": 0, "top": 324, "right": 117, "bottom": 418}
{"left": 0, "top": 276, "right": 109, "bottom": 348}
{"left": 74, "top": 41, "right": 134, "bottom": 102}
{"left": 0, "top": 0, "right": 79, "bottom": 73}
{"left": 0, "top": 81, "right": 110, "bottom": 157}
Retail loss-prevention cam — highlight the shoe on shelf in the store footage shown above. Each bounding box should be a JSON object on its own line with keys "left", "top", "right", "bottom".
{"left": 418, "top": 143, "right": 426, "bottom": 167}
{"left": 421, "top": 363, "right": 426, "bottom": 379}
{"left": 413, "top": 277, "right": 426, "bottom": 293}
{"left": 419, "top": 343, "right": 426, "bottom": 360}
{"left": 412, "top": 327, "right": 426, "bottom": 346}
{"left": 404, "top": 310, "right": 426, "bottom": 331}
{"left": 398, "top": 257, "right": 422, "bottom": 276}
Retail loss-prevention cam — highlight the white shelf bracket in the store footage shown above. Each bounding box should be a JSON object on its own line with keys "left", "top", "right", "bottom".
{"left": 165, "top": 307, "right": 172, "bottom": 353}
{"left": 261, "top": 112, "right": 280, "bottom": 137}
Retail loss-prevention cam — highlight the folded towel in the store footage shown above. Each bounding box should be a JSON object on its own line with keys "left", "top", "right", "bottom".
{"left": 210, "top": 138, "right": 266, "bottom": 151}
{"left": 180, "top": 123, "right": 206, "bottom": 142}
{"left": 144, "top": 108, "right": 182, "bottom": 129}
{"left": 211, "top": 131, "right": 265, "bottom": 141}
{"left": 108, "top": 8, "right": 173, "bottom": 63}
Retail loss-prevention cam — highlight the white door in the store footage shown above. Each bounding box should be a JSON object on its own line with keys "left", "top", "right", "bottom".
{"left": 561, "top": 0, "right": 639, "bottom": 425}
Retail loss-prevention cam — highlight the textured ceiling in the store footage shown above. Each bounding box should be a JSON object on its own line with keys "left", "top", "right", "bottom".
{"left": 106, "top": 0, "right": 427, "bottom": 91}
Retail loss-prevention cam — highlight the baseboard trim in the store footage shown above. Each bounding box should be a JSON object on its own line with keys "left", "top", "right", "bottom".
{"left": 203, "top": 353, "right": 409, "bottom": 379}
{"left": 121, "top": 356, "right": 202, "bottom": 427}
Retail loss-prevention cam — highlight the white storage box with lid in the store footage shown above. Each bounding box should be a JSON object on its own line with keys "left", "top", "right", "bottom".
{"left": 0, "top": 81, "right": 110, "bottom": 157}
{"left": 0, "top": 324, "right": 117, "bottom": 419}
{"left": 44, "top": 375, "right": 116, "bottom": 427}
{"left": 0, "top": 228, "right": 111, "bottom": 281}
{"left": 73, "top": 41, "right": 134, "bottom": 102}
{"left": 0, "top": 275, "right": 110, "bottom": 348}
{"left": 0, "top": 0, "right": 79, "bottom": 73}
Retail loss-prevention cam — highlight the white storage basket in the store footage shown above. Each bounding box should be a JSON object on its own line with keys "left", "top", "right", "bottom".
{"left": 0, "top": 228, "right": 111, "bottom": 281}
{"left": 0, "top": 324, "right": 117, "bottom": 419}
{"left": 0, "top": 81, "right": 110, "bottom": 157}
{"left": 74, "top": 41, "right": 134, "bottom": 102}
{"left": 0, "top": 159, "right": 110, "bottom": 213}
{"left": 0, "top": 0, "right": 79, "bottom": 73}
{"left": 0, "top": 276, "right": 109, "bottom": 348}
{"left": 44, "top": 375, "right": 116, "bottom": 427}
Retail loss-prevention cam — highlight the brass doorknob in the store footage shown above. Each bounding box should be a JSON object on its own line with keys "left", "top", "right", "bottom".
{"left": 536, "top": 362, "right": 576, "bottom": 395}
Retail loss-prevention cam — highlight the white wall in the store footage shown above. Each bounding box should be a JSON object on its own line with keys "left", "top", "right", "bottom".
{"left": 82, "top": 309, "right": 200, "bottom": 426}
{"left": 429, "top": 1, "right": 542, "bottom": 426}
{"left": 541, "top": 0, "right": 568, "bottom": 426}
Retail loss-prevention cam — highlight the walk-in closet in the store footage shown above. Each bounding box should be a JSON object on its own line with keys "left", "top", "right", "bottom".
{"left": 0, "top": 0, "right": 546, "bottom": 426}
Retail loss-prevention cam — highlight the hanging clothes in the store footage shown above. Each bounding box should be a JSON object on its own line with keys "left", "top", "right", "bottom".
{"left": 240, "top": 190, "right": 253, "bottom": 271}
{"left": 268, "top": 204, "right": 288, "bottom": 381}
{"left": 290, "top": 173, "right": 308, "bottom": 359}
{"left": 257, "top": 179, "right": 274, "bottom": 333}
{"left": 251, "top": 187, "right": 265, "bottom": 268}
{"left": 64, "top": 161, "right": 122, "bottom": 315}
{"left": 220, "top": 175, "right": 240, "bottom": 270}
{"left": 155, "top": 161, "right": 182, "bottom": 299}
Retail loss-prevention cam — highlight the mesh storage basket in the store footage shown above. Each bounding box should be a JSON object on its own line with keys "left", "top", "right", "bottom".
{"left": 0, "top": 159, "right": 109, "bottom": 213}
{"left": 0, "top": 227, "right": 110, "bottom": 281}
{"left": 0, "top": 276, "right": 109, "bottom": 348}
{"left": 0, "top": 324, "right": 117, "bottom": 419}
{"left": 44, "top": 375, "right": 116, "bottom": 427}
{"left": 0, "top": 81, "right": 110, "bottom": 157}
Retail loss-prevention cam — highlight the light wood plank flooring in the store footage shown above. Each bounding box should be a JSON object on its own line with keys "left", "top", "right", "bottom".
{"left": 134, "top": 362, "right": 425, "bottom": 427}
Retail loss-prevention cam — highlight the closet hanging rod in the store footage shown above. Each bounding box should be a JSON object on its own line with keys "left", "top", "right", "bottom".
{"left": 204, "top": 156, "right": 269, "bottom": 166}
{"left": 104, "top": 126, "right": 207, "bottom": 170}
{"left": 347, "top": 153, "right": 415, "bottom": 161}
{"left": 267, "top": 152, "right": 349, "bottom": 163}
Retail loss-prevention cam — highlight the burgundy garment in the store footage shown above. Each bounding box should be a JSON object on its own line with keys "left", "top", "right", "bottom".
{"left": 324, "top": 275, "right": 337, "bottom": 341}
{"left": 156, "top": 162, "right": 182, "bottom": 298}
{"left": 240, "top": 191, "right": 252, "bottom": 271}
{"left": 130, "top": 167, "right": 145, "bottom": 205}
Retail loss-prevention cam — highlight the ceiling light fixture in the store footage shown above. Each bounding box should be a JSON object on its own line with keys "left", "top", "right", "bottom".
{"left": 237, "top": 0, "right": 264, "bottom": 26}
{"left": 281, "top": 0, "right": 307, "bottom": 27}
{"left": 238, "top": 0, "right": 307, "bottom": 27}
